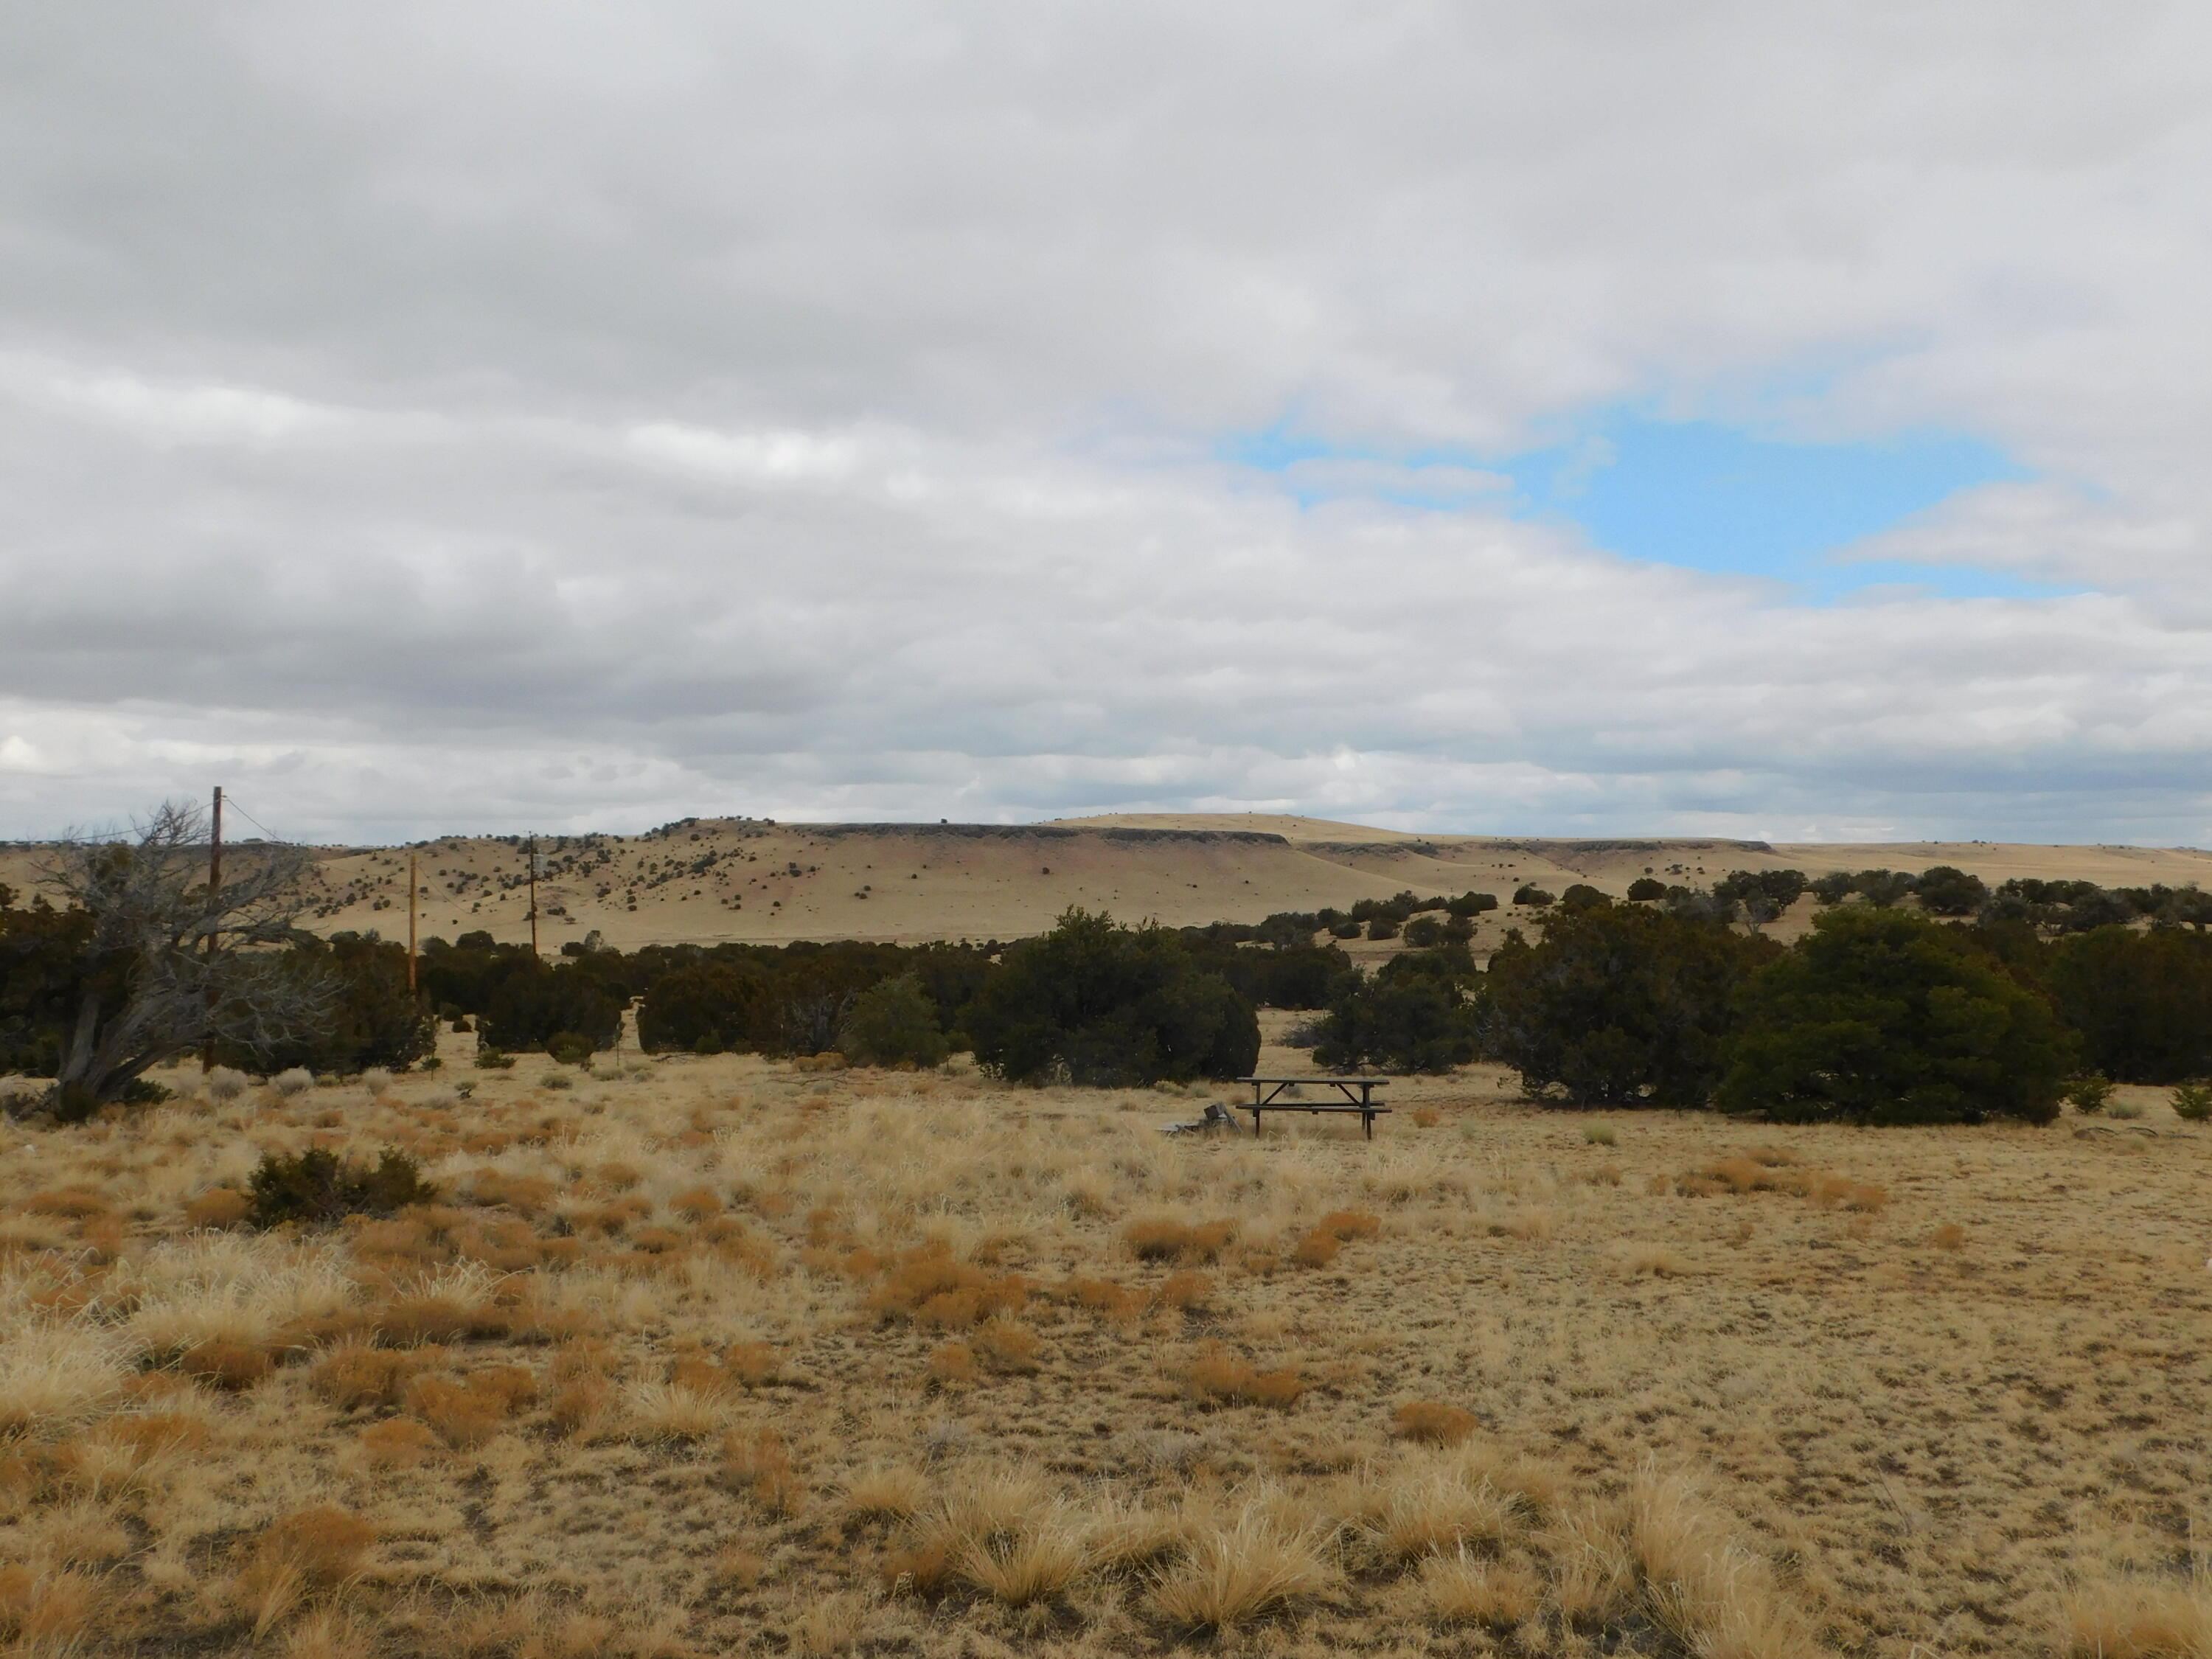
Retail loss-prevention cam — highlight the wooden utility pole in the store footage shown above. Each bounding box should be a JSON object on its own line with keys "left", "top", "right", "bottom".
{"left": 527, "top": 836, "right": 540, "bottom": 957}
{"left": 201, "top": 785, "right": 223, "bottom": 1072}
{"left": 407, "top": 849, "right": 419, "bottom": 991}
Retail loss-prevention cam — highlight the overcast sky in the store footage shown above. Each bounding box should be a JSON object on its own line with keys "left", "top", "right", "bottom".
{"left": 4, "top": 3, "right": 2211, "bottom": 846}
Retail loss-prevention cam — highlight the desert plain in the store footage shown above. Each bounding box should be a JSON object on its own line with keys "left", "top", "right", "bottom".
{"left": 1, "top": 816, "right": 2208, "bottom": 1658}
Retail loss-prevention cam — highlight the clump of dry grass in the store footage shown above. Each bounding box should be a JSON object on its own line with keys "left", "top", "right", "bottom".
{"left": 972, "top": 1317, "right": 1040, "bottom": 1374}
{"left": 2059, "top": 1573, "right": 2212, "bottom": 1658}
{"left": 1149, "top": 1495, "right": 1335, "bottom": 1630}
{"left": 1122, "top": 1217, "right": 1238, "bottom": 1265}
{"left": 1627, "top": 1467, "right": 1806, "bottom": 1658}
{"left": 0, "top": 1563, "right": 103, "bottom": 1652}
{"left": 1054, "top": 1275, "right": 1144, "bottom": 1320}
{"left": 1392, "top": 1400, "right": 1478, "bottom": 1446}
{"left": 722, "top": 1428, "right": 801, "bottom": 1514}
{"left": 1183, "top": 1344, "right": 1304, "bottom": 1409}
{"left": 234, "top": 1506, "right": 376, "bottom": 1638}
{"left": 356, "top": 1418, "right": 439, "bottom": 1468}
{"left": 183, "top": 1187, "right": 251, "bottom": 1228}
{"left": 926, "top": 1342, "right": 978, "bottom": 1385}
{"left": 1153, "top": 1268, "right": 1213, "bottom": 1312}
{"left": 1678, "top": 1154, "right": 1887, "bottom": 1211}
{"left": 1419, "top": 1549, "right": 1540, "bottom": 1627}
{"left": 1356, "top": 1453, "right": 1519, "bottom": 1562}
{"left": 841, "top": 1465, "right": 928, "bottom": 1522}
{"left": 309, "top": 1341, "right": 425, "bottom": 1411}
{"left": 403, "top": 1365, "right": 536, "bottom": 1447}
{"left": 865, "top": 1244, "right": 1028, "bottom": 1329}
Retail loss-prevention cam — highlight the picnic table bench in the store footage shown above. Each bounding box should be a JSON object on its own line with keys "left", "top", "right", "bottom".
{"left": 1236, "top": 1076, "right": 1391, "bottom": 1139}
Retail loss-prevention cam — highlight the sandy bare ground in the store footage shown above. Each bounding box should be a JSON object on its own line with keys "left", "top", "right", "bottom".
{"left": 1, "top": 1017, "right": 2206, "bottom": 1655}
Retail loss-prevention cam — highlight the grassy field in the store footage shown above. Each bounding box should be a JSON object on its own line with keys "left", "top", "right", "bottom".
{"left": 2, "top": 1015, "right": 2208, "bottom": 1658}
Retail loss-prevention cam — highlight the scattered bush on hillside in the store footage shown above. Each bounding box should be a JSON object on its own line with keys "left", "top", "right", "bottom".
{"left": 247, "top": 1148, "right": 436, "bottom": 1228}
{"left": 1718, "top": 908, "right": 2072, "bottom": 1125}
{"left": 1512, "top": 886, "right": 1554, "bottom": 908}
{"left": 1444, "top": 891, "right": 1500, "bottom": 917}
{"left": 1482, "top": 907, "right": 1776, "bottom": 1108}
{"left": 839, "top": 973, "right": 952, "bottom": 1068}
{"left": 1912, "top": 866, "right": 1989, "bottom": 917}
{"left": 1402, "top": 914, "right": 1475, "bottom": 948}
{"left": 1366, "top": 917, "right": 1399, "bottom": 942}
{"left": 964, "top": 909, "right": 1259, "bottom": 1087}
{"left": 1558, "top": 884, "right": 1611, "bottom": 914}
{"left": 1711, "top": 869, "right": 1807, "bottom": 924}
{"left": 1626, "top": 877, "right": 1666, "bottom": 902}
{"left": 2171, "top": 1082, "right": 2212, "bottom": 1122}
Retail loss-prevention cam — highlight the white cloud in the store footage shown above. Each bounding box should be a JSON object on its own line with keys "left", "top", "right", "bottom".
{"left": 0, "top": 4, "right": 2209, "bottom": 842}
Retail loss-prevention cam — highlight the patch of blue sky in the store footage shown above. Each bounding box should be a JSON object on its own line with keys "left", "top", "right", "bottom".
{"left": 1220, "top": 406, "right": 2080, "bottom": 603}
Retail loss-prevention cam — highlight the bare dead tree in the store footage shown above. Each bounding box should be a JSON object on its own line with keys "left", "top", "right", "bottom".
{"left": 27, "top": 800, "right": 332, "bottom": 1116}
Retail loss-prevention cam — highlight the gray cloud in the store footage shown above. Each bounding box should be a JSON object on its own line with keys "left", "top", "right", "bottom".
{"left": 3, "top": 3, "right": 2211, "bottom": 844}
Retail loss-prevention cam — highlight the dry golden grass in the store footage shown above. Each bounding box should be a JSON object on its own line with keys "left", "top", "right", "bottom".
{"left": 0, "top": 1034, "right": 2204, "bottom": 1655}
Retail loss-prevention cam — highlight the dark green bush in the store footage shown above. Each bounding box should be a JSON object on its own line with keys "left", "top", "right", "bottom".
{"left": 1482, "top": 908, "right": 1775, "bottom": 1108}
{"left": 1312, "top": 967, "right": 1477, "bottom": 1074}
{"left": 246, "top": 1147, "right": 437, "bottom": 1228}
{"left": 1626, "top": 877, "right": 1666, "bottom": 902}
{"left": 2047, "top": 925, "right": 2212, "bottom": 1082}
{"left": 637, "top": 961, "right": 770, "bottom": 1053}
{"left": 1718, "top": 908, "right": 2071, "bottom": 1125}
{"left": 1711, "top": 869, "right": 1807, "bottom": 923}
{"left": 480, "top": 963, "right": 621, "bottom": 1055}
{"left": 964, "top": 909, "right": 1259, "bottom": 1087}
{"left": 545, "top": 1031, "right": 597, "bottom": 1065}
{"left": 1512, "top": 885, "right": 1554, "bottom": 908}
{"left": 1444, "top": 891, "right": 1500, "bottom": 917}
{"left": 1912, "top": 866, "right": 1989, "bottom": 917}
{"left": 838, "top": 973, "right": 951, "bottom": 1068}
{"left": 1559, "top": 884, "right": 1611, "bottom": 914}
{"left": 1366, "top": 917, "right": 1399, "bottom": 941}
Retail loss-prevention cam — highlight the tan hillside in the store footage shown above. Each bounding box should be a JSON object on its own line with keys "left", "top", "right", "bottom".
{"left": 7, "top": 814, "right": 2211, "bottom": 951}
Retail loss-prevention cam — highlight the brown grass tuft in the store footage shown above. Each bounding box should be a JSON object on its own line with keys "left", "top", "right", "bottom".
{"left": 1153, "top": 1269, "right": 1214, "bottom": 1312}
{"left": 1184, "top": 1344, "right": 1304, "bottom": 1409}
{"left": 721, "top": 1428, "right": 801, "bottom": 1514}
{"left": 2059, "top": 1576, "right": 2212, "bottom": 1658}
{"left": 1122, "top": 1217, "right": 1238, "bottom": 1264}
{"left": 973, "top": 1317, "right": 1041, "bottom": 1374}
{"left": 184, "top": 1188, "right": 251, "bottom": 1228}
{"left": 0, "top": 1564, "right": 103, "bottom": 1651}
{"left": 1393, "top": 1400, "right": 1478, "bottom": 1446}
{"left": 356, "top": 1418, "right": 439, "bottom": 1468}
{"left": 182, "top": 1337, "right": 274, "bottom": 1390}
{"left": 310, "top": 1342, "right": 425, "bottom": 1411}
{"left": 236, "top": 1507, "right": 376, "bottom": 1638}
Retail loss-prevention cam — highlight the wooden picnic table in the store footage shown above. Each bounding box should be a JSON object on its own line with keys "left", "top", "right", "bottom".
{"left": 1236, "top": 1075, "right": 1391, "bottom": 1139}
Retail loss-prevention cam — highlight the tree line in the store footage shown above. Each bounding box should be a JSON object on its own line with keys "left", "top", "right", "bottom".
{"left": 7, "top": 806, "right": 2210, "bottom": 1127}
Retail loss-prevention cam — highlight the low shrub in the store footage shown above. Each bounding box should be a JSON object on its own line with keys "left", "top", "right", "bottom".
{"left": 246, "top": 1148, "right": 437, "bottom": 1228}
{"left": 2064, "top": 1074, "right": 2115, "bottom": 1114}
{"left": 2172, "top": 1082, "right": 2212, "bottom": 1122}
{"left": 545, "top": 1032, "right": 596, "bottom": 1065}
